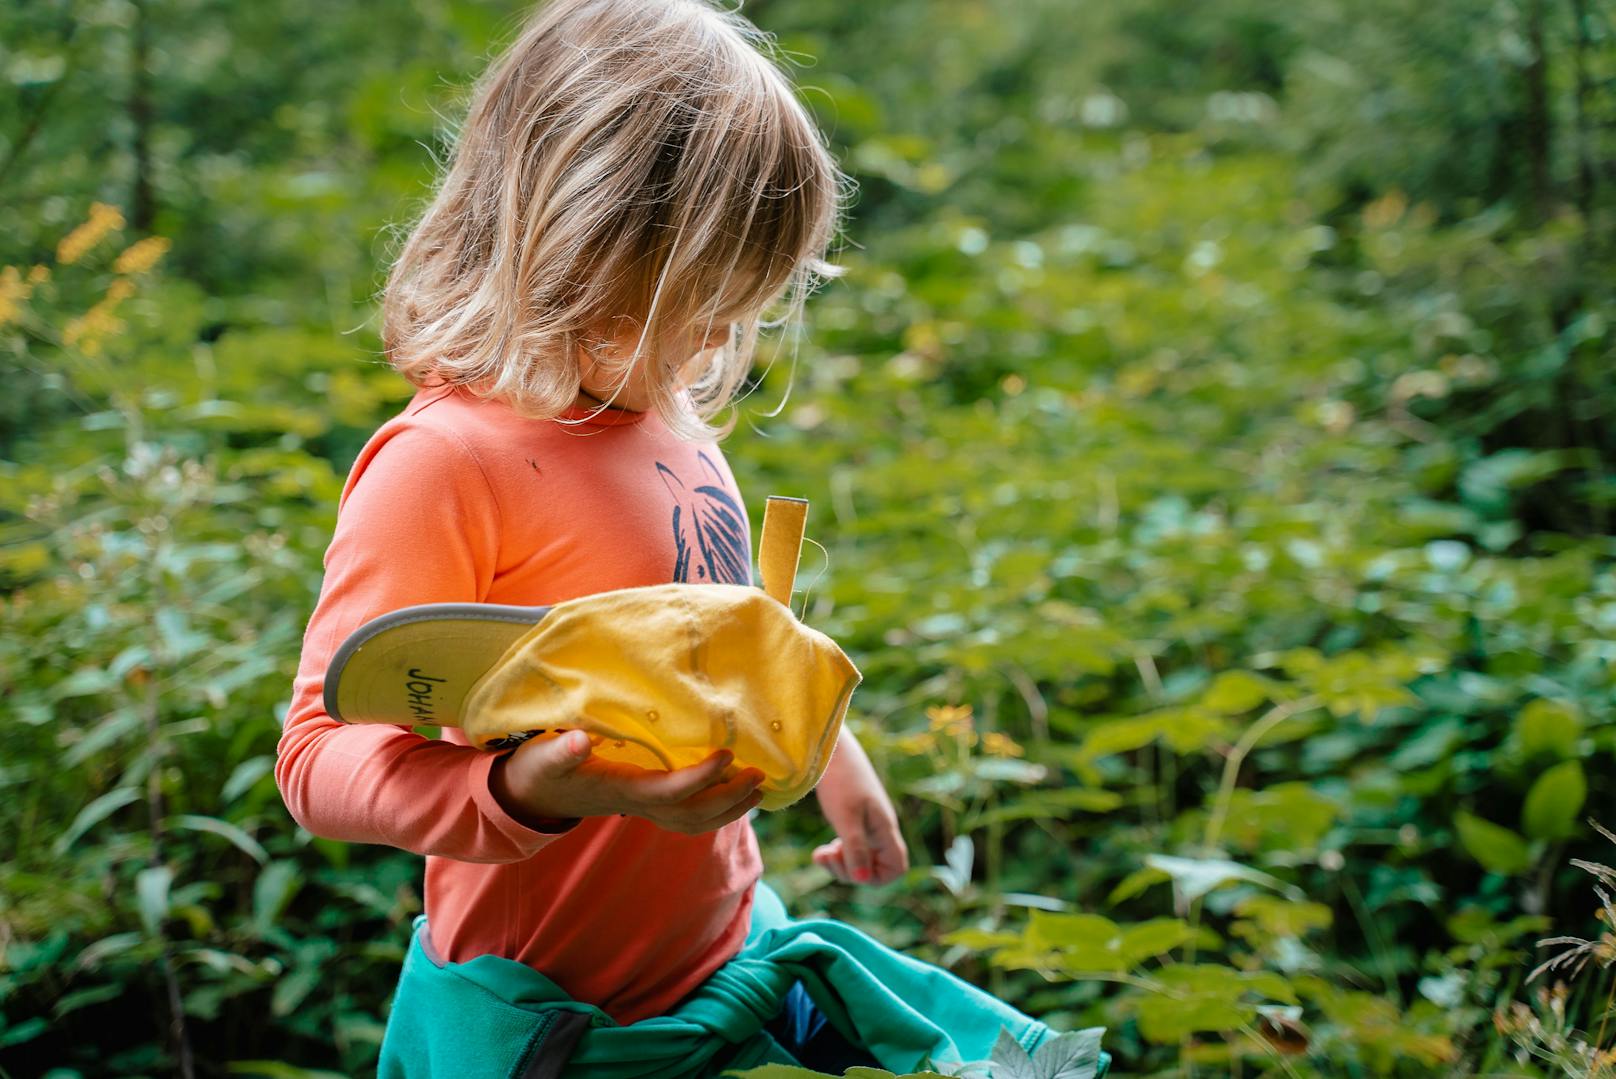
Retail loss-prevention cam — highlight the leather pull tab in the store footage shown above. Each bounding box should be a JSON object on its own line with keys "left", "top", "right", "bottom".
{"left": 759, "top": 496, "right": 808, "bottom": 610}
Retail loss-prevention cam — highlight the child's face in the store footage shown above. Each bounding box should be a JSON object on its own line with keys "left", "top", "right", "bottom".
{"left": 577, "top": 320, "right": 730, "bottom": 412}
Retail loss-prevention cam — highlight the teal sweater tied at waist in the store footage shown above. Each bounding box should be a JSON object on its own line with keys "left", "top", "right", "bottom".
{"left": 376, "top": 878, "right": 1111, "bottom": 1078}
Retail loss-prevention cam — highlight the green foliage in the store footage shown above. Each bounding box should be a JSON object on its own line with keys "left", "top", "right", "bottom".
{"left": 3, "top": 0, "right": 1614, "bottom": 1075}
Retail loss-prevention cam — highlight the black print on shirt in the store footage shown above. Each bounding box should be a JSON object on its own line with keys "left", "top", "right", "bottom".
{"left": 656, "top": 451, "right": 749, "bottom": 585}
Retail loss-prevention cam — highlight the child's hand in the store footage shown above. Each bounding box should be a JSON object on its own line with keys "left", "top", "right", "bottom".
{"left": 490, "top": 730, "right": 765, "bottom": 836}
{"left": 812, "top": 729, "right": 908, "bottom": 886}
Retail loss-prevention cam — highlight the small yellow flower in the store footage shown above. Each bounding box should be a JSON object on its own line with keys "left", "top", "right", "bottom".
{"left": 56, "top": 202, "right": 126, "bottom": 265}
{"left": 112, "top": 235, "right": 170, "bottom": 276}
{"left": 980, "top": 731, "right": 1024, "bottom": 758}
{"left": 62, "top": 278, "right": 135, "bottom": 356}
{"left": 925, "top": 704, "right": 978, "bottom": 749}
{"left": 0, "top": 265, "right": 33, "bottom": 327}
{"left": 27, "top": 264, "right": 49, "bottom": 284}
{"left": 1362, "top": 189, "right": 1407, "bottom": 230}
{"left": 893, "top": 731, "right": 937, "bottom": 755}
{"left": 926, "top": 703, "right": 974, "bottom": 734}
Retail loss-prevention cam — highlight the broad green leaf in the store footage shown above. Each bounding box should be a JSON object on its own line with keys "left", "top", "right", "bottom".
{"left": 1521, "top": 760, "right": 1586, "bottom": 840}
{"left": 1118, "top": 919, "right": 1194, "bottom": 964}
{"left": 1026, "top": 911, "right": 1120, "bottom": 949}
{"left": 1135, "top": 993, "right": 1252, "bottom": 1044}
{"left": 1027, "top": 912, "right": 1126, "bottom": 972}
{"left": 990, "top": 1026, "right": 1037, "bottom": 1079}
{"left": 940, "top": 928, "right": 1021, "bottom": 950}
{"left": 1454, "top": 811, "right": 1533, "bottom": 875}
{"left": 1159, "top": 708, "right": 1234, "bottom": 754}
{"left": 1030, "top": 1027, "right": 1106, "bottom": 1079}
{"left": 1515, "top": 700, "right": 1580, "bottom": 759}
{"left": 1231, "top": 896, "right": 1333, "bottom": 940}
{"left": 1144, "top": 854, "right": 1301, "bottom": 903}
{"left": 1077, "top": 715, "right": 1165, "bottom": 762}
{"left": 1200, "top": 671, "right": 1274, "bottom": 715}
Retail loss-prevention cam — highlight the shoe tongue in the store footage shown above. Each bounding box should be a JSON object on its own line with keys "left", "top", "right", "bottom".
{"left": 759, "top": 496, "right": 808, "bottom": 609}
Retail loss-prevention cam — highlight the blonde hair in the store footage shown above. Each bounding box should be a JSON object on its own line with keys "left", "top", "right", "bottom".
{"left": 379, "top": 0, "right": 851, "bottom": 441}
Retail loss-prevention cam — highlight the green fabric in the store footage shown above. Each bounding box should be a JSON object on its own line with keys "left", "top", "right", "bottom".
{"left": 376, "top": 878, "right": 1099, "bottom": 1078}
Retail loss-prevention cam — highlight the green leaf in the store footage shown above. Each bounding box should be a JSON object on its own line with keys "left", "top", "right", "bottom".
{"left": 169, "top": 814, "right": 269, "bottom": 865}
{"left": 930, "top": 834, "right": 974, "bottom": 897}
{"left": 226, "top": 1064, "right": 351, "bottom": 1079}
{"left": 973, "top": 758, "right": 1049, "bottom": 784}
{"left": 1107, "top": 866, "right": 1170, "bottom": 905}
{"left": 1135, "top": 993, "right": 1252, "bottom": 1044}
{"left": 1027, "top": 912, "right": 1127, "bottom": 972}
{"left": 940, "top": 928, "right": 1021, "bottom": 950}
{"left": 252, "top": 860, "right": 302, "bottom": 936}
{"left": 1231, "top": 896, "right": 1333, "bottom": 940}
{"left": 0, "top": 1017, "right": 48, "bottom": 1049}
{"left": 990, "top": 1026, "right": 1037, "bottom": 1079}
{"left": 1026, "top": 912, "right": 1120, "bottom": 949}
{"left": 1144, "top": 854, "right": 1302, "bottom": 903}
{"left": 1200, "top": 671, "right": 1274, "bottom": 715}
{"left": 1118, "top": 919, "right": 1194, "bottom": 964}
{"left": 49, "top": 668, "right": 118, "bottom": 701}
{"left": 1521, "top": 761, "right": 1586, "bottom": 840}
{"left": 136, "top": 865, "right": 172, "bottom": 935}
{"left": 1077, "top": 715, "right": 1165, "bottom": 762}
{"left": 222, "top": 755, "right": 276, "bottom": 802}
{"left": 1030, "top": 1027, "right": 1107, "bottom": 1079}
{"left": 272, "top": 963, "right": 324, "bottom": 1017}
{"left": 55, "top": 787, "right": 142, "bottom": 854}
{"left": 1515, "top": 700, "right": 1580, "bottom": 759}
{"left": 73, "top": 932, "right": 144, "bottom": 971}
{"left": 1454, "top": 811, "right": 1533, "bottom": 875}
{"left": 52, "top": 983, "right": 124, "bottom": 1018}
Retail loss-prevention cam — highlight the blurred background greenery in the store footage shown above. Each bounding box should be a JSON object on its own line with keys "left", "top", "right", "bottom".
{"left": 2, "top": 0, "right": 1614, "bottom": 1075}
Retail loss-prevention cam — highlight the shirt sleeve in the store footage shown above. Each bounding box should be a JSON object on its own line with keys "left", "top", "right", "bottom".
{"left": 275, "top": 421, "right": 579, "bottom": 864}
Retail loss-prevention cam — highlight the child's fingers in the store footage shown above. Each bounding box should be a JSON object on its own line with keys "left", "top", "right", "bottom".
{"left": 677, "top": 767, "right": 764, "bottom": 817}
{"left": 813, "top": 841, "right": 850, "bottom": 882}
{"left": 632, "top": 749, "right": 736, "bottom": 804}
{"left": 688, "top": 784, "right": 765, "bottom": 832}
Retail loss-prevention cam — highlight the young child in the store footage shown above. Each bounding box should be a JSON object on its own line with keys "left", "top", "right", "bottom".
{"left": 276, "top": 0, "right": 911, "bottom": 1069}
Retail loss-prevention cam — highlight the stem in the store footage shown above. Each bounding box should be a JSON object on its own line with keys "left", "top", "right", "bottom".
{"left": 1004, "top": 664, "right": 1048, "bottom": 745}
{"left": 137, "top": 457, "right": 195, "bottom": 1079}
{"left": 128, "top": 0, "right": 155, "bottom": 231}
{"left": 1202, "top": 696, "right": 1322, "bottom": 853}
{"left": 987, "top": 810, "right": 1005, "bottom": 998}
{"left": 1593, "top": 966, "right": 1616, "bottom": 1060}
{"left": 1521, "top": 0, "right": 1554, "bottom": 226}
{"left": 1339, "top": 866, "right": 1399, "bottom": 999}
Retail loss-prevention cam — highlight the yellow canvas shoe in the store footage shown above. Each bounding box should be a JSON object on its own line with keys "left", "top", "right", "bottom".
{"left": 324, "top": 497, "right": 859, "bottom": 810}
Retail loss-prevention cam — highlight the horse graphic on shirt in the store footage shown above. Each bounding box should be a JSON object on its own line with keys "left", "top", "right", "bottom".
{"left": 656, "top": 452, "right": 750, "bottom": 585}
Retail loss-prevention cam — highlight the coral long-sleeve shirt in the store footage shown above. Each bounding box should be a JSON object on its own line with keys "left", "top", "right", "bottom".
{"left": 275, "top": 383, "right": 764, "bottom": 1026}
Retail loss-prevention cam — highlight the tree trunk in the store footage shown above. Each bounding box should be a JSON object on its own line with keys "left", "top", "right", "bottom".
{"left": 1522, "top": 0, "right": 1553, "bottom": 224}
{"left": 129, "top": 0, "right": 155, "bottom": 232}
